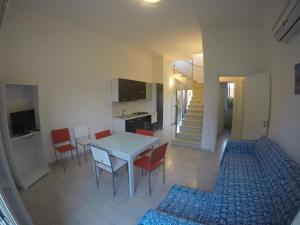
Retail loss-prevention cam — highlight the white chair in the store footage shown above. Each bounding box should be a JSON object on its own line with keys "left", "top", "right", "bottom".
{"left": 74, "top": 124, "right": 92, "bottom": 163}
{"left": 90, "top": 145, "right": 128, "bottom": 196}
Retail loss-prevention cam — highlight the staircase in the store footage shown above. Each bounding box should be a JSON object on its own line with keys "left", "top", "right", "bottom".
{"left": 172, "top": 83, "right": 204, "bottom": 149}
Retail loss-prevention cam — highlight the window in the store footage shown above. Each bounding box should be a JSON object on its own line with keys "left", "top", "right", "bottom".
{"left": 226, "top": 82, "right": 235, "bottom": 109}
{"left": 227, "top": 82, "right": 235, "bottom": 98}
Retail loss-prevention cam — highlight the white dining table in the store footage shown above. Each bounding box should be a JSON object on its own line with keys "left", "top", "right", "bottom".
{"left": 90, "top": 132, "right": 160, "bottom": 197}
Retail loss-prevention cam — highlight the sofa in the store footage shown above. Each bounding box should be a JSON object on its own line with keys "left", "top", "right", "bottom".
{"left": 138, "top": 136, "right": 300, "bottom": 225}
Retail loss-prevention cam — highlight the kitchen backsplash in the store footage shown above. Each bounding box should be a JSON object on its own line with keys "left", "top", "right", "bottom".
{"left": 112, "top": 99, "right": 156, "bottom": 117}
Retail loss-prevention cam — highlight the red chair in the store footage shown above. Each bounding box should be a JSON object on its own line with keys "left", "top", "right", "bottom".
{"left": 51, "top": 128, "right": 80, "bottom": 171}
{"left": 136, "top": 129, "right": 154, "bottom": 157}
{"left": 134, "top": 142, "right": 168, "bottom": 195}
{"left": 95, "top": 130, "right": 112, "bottom": 140}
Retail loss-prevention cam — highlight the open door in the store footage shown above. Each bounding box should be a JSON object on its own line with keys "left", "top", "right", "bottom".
{"left": 242, "top": 73, "right": 271, "bottom": 139}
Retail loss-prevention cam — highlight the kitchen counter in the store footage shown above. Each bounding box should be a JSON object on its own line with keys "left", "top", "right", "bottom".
{"left": 112, "top": 112, "right": 154, "bottom": 133}
{"left": 113, "top": 113, "right": 151, "bottom": 120}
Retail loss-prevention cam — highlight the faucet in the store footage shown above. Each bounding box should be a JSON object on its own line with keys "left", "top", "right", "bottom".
{"left": 121, "top": 109, "right": 126, "bottom": 119}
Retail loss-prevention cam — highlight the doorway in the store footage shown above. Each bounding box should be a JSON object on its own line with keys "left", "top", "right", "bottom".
{"left": 218, "top": 76, "right": 245, "bottom": 139}
{"left": 218, "top": 73, "right": 271, "bottom": 140}
{"left": 224, "top": 82, "right": 235, "bottom": 131}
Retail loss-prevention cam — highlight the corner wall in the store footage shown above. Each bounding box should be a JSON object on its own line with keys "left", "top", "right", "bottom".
{"left": 201, "top": 27, "right": 266, "bottom": 151}
{"left": 202, "top": 2, "right": 300, "bottom": 164}
{"left": 263, "top": 0, "right": 300, "bottom": 164}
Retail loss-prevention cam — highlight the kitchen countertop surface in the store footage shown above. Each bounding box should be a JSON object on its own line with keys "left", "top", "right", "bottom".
{"left": 113, "top": 113, "right": 151, "bottom": 120}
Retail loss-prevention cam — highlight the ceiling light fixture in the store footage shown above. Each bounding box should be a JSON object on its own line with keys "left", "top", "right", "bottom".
{"left": 144, "top": 0, "right": 161, "bottom": 3}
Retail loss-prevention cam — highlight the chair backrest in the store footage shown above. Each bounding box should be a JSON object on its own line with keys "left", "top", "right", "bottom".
{"left": 51, "top": 128, "right": 71, "bottom": 144}
{"left": 95, "top": 130, "right": 112, "bottom": 140}
{"left": 136, "top": 129, "right": 154, "bottom": 137}
{"left": 90, "top": 145, "right": 112, "bottom": 167}
{"left": 74, "top": 124, "right": 89, "bottom": 139}
{"left": 150, "top": 142, "right": 168, "bottom": 164}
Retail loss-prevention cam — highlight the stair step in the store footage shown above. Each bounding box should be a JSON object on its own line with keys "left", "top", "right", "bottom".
{"left": 193, "top": 83, "right": 204, "bottom": 87}
{"left": 188, "top": 105, "right": 202, "bottom": 110}
{"left": 192, "top": 95, "right": 202, "bottom": 97}
{"left": 182, "top": 119, "right": 202, "bottom": 126}
{"left": 187, "top": 109, "right": 203, "bottom": 115}
{"left": 176, "top": 131, "right": 201, "bottom": 141}
{"left": 189, "top": 105, "right": 203, "bottom": 109}
{"left": 181, "top": 122, "right": 202, "bottom": 128}
{"left": 190, "top": 100, "right": 203, "bottom": 103}
{"left": 180, "top": 125, "right": 202, "bottom": 133}
{"left": 171, "top": 138, "right": 202, "bottom": 150}
{"left": 184, "top": 114, "right": 203, "bottom": 120}
{"left": 189, "top": 103, "right": 203, "bottom": 107}
{"left": 192, "top": 97, "right": 202, "bottom": 101}
{"left": 187, "top": 108, "right": 203, "bottom": 111}
{"left": 183, "top": 118, "right": 202, "bottom": 122}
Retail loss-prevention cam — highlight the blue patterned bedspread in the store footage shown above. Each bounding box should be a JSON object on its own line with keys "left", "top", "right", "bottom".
{"left": 137, "top": 136, "right": 300, "bottom": 225}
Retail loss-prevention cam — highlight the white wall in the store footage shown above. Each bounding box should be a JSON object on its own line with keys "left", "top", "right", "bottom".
{"left": 201, "top": 28, "right": 266, "bottom": 151}
{"left": 0, "top": 7, "right": 153, "bottom": 162}
{"left": 263, "top": 0, "right": 300, "bottom": 164}
{"left": 192, "top": 53, "right": 204, "bottom": 83}
{"left": 202, "top": 2, "right": 300, "bottom": 164}
{"left": 217, "top": 83, "right": 226, "bottom": 136}
{"left": 152, "top": 55, "right": 179, "bottom": 128}
{"left": 163, "top": 56, "right": 176, "bottom": 127}
{"left": 152, "top": 55, "right": 164, "bottom": 84}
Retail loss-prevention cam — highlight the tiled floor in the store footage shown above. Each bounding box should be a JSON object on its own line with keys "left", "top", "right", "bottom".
{"left": 19, "top": 127, "right": 229, "bottom": 225}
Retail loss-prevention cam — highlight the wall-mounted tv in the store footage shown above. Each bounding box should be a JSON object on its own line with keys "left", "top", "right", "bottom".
{"left": 10, "top": 109, "right": 36, "bottom": 136}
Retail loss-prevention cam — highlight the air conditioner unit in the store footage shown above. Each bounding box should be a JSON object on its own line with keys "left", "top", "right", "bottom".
{"left": 272, "top": 0, "right": 300, "bottom": 42}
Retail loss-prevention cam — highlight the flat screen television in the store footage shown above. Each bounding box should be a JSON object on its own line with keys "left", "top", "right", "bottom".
{"left": 10, "top": 109, "right": 36, "bottom": 136}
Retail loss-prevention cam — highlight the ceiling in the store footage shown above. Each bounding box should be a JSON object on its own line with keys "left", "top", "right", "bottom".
{"left": 11, "top": 0, "right": 268, "bottom": 59}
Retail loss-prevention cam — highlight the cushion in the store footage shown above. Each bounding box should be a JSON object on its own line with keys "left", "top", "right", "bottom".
{"left": 138, "top": 209, "right": 203, "bottom": 225}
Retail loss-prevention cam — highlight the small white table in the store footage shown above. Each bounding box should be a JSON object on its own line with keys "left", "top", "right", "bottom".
{"left": 91, "top": 132, "right": 159, "bottom": 197}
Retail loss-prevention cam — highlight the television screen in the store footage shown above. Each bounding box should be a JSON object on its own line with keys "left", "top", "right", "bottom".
{"left": 10, "top": 109, "right": 36, "bottom": 136}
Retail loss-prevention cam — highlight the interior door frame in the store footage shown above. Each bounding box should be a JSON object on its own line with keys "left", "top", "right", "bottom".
{"left": 218, "top": 75, "right": 245, "bottom": 139}
{"left": 242, "top": 72, "right": 271, "bottom": 139}
{"left": 266, "top": 73, "right": 272, "bottom": 136}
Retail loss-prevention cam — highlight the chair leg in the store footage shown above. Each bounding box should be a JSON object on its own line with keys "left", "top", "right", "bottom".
{"left": 83, "top": 145, "right": 87, "bottom": 163}
{"left": 76, "top": 147, "right": 81, "bottom": 166}
{"left": 54, "top": 150, "right": 58, "bottom": 162}
{"left": 127, "top": 167, "right": 129, "bottom": 184}
{"left": 60, "top": 152, "right": 65, "bottom": 172}
{"left": 163, "top": 162, "right": 165, "bottom": 184}
{"left": 71, "top": 146, "right": 74, "bottom": 160}
{"left": 148, "top": 170, "right": 151, "bottom": 196}
{"left": 95, "top": 165, "right": 99, "bottom": 187}
{"left": 112, "top": 173, "right": 116, "bottom": 196}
